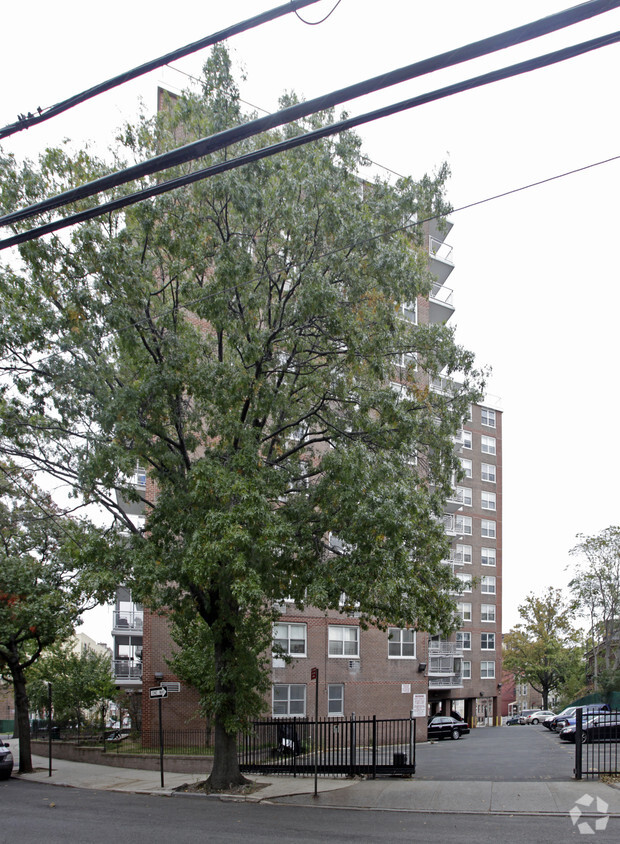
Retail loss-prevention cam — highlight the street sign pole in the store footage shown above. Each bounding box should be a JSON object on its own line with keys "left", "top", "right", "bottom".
{"left": 158, "top": 696, "right": 164, "bottom": 788}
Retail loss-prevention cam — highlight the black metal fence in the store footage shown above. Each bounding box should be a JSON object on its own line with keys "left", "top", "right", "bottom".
{"left": 574, "top": 709, "right": 620, "bottom": 779}
{"left": 31, "top": 726, "right": 215, "bottom": 756}
{"left": 239, "top": 715, "right": 415, "bottom": 778}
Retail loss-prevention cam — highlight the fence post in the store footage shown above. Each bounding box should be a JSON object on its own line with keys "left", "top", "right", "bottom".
{"left": 292, "top": 717, "right": 297, "bottom": 778}
{"left": 372, "top": 715, "right": 377, "bottom": 779}
{"left": 575, "top": 707, "right": 583, "bottom": 780}
{"left": 350, "top": 712, "right": 356, "bottom": 777}
{"left": 409, "top": 709, "right": 415, "bottom": 774}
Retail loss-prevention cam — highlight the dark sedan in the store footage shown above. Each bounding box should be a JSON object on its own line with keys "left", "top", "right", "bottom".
{"left": 427, "top": 716, "right": 470, "bottom": 740}
{"left": 559, "top": 713, "right": 620, "bottom": 743}
{"left": 0, "top": 742, "right": 13, "bottom": 779}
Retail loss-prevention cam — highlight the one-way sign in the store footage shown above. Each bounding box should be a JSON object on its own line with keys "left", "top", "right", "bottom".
{"left": 149, "top": 686, "right": 168, "bottom": 699}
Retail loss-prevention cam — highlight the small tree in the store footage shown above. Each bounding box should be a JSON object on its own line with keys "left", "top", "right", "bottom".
{"left": 570, "top": 527, "right": 620, "bottom": 696}
{"left": 0, "top": 464, "right": 93, "bottom": 772}
{"left": 504, "top": 588, "right": 581, "bottom": 710}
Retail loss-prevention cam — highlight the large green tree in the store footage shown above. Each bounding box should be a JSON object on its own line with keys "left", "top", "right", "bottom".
{"left": 504, "top": 588, "right": 582, "bottom": 710}
{"left": 0, "top": 47, "right": 484, "bottom": 788}
{"left": 570, "top": 527, "right": 620, "bottom": 696}
{"left": 0, "top": 463, "right": 96, "bottom": 772}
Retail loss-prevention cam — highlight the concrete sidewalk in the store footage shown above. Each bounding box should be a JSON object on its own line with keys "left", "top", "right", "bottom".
{"left": 7, "top": 740, "right": 620, "bottom": 815}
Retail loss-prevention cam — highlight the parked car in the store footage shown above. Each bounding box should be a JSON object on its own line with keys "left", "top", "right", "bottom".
{"left": 523, "top": 710, "right": 555, "bottom": 725}
{"left": 517, "top": 709, "right": 540, "bottom": 725}
{"left": 554, "top": 704, "right": 610, "bottom": 733}
{"left": 559, "top": 712, "right": 620, "bottom": 743}
{"left": 0, "top": 742, "right": 13, "bottom": 780}
{"left": 547, "top": 707, "right": 577, "bottom": 731}
{"left": 427, "top": 715, "right": 470, "bottom": 740}
{"left": 505, "top": 714, "right": 521, "bottom": 726}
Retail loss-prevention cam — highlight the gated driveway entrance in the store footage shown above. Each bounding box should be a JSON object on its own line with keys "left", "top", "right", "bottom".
{"left": 414, "top": 723, "right": 575, "bottom": 781}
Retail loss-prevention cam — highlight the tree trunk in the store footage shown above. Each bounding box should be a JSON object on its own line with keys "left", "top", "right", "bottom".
{"left": 11, "top": 662, "right": 34, "bottom": 773}
{"left": 206, "top": 638, "right": 248, "bottom": 791}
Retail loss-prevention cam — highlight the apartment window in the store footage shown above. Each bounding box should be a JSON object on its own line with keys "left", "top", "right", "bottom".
{"left": 481, "top": 632, "right": 496, "bottom": 650}
{"left": 273, "top": 684, "right": 306, "bottom": 716}
{"left": 273, "top": 623, "right": 307, "bottom": 656}
{"left": 455, "top": 515, "right": 472, "bottom": 536}
{"left": 456, "top": 631, "right": 471, "bottom": 650}
{"left": 328, "top": 684, "right": 344, "bottom": 716}
{"left": 481, "top": 491, "right": 496, "bottom": 511}
{"left": 460, "top": 458, "right": 472, "bottom": 479}
{"left": 481, "top": 547, "right": 496, "bottom": 567}
{"left": 398, "top": 301, "right": 417, "bottom": 324}
{"left": 455, "top": 544, "right": 472, "bottom": 565}
{"left": 481, "top": 575, "right": 496, "bottom": 594}
{"left": 328, "top": 625, "right": 359, "bottom": 657}
{"left": 456, "top": 487, "right": 472, "bottom": 507}
{"left": 460, "top": 429, "right": 472, "bottom": 450}
{"left": 481, "top": 604, "right": 496, "bottom": 623}
{"left": 396, "top": 351, "right": 417, "bottom": 371}
{"left": 481, "top": 661, "right": 495, "bottom": 679}
{"left": 481, "top": 408, "right": 496, "bottom": 428}
{"left": 481, "top": 462, "right": 496, "bottom": 483}
{"left": 457, "top": 602, "right": 472, "bottom": 622}
{"left": 456, "top": 573, "right": 472, "bottom": 593}
{"left": 481, "top": 435, "right": 496, "bottom": 455}
{"left": 481, "top": 519, "right": 496, "bottom": 539}
{"left": 462, "top": 660, "right": 472, "bottom": 680}
{"left": 388, "top": 627, "right": 416, "bottom": 658}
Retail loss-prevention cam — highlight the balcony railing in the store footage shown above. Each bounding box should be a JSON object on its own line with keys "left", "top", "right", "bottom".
{"left": 113, "top": 610, "right": 144, "bottom": 630}
{"left": 429, "top": 674, "right": 463, "bottom": 688}
{"left": 430, "top": 282, "right": 454, "bottom": 306}
{"left": 429, "top": 236, "right": 454, "bottom": 265}
{"left": 113, "top": 659, "right": 142, "bottom": 680}
{"left": 428, "top": 639, "right": 463, "bottom": 656}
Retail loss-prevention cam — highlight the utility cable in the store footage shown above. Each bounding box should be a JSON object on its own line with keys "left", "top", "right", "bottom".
{"left": 2, "top": 0, "right": 619, "bottom": 228}
{"left": 294, "top": 0, "right": 343, "bottom": 25}
{"left": 2, "top": 27, "right": 620, "bottom": 251}
{"left": 0, "top": 0, "right": 322, "bottom": 141}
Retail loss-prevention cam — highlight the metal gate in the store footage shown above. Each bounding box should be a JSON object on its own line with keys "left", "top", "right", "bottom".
{"left": 239, "top": 714, "right": 415, "bottom": 777}
{"left": 574, "top": 708, "right": 620, "bottom": 779}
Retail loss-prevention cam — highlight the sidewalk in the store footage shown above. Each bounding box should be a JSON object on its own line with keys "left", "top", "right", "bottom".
{"left": 7, "top": 740, "right": 620, "bottom": 815}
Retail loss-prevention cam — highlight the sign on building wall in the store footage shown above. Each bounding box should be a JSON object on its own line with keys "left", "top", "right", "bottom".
{"left": 401, "top": 684, "right": 411, "bottom": 694}
{"left": 412, "top": 693, "right": 427, "bottom": 717}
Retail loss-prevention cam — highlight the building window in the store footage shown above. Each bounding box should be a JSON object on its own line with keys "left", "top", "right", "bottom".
{"left": 388, "top": 627, "right": 416, "bottom": 658}
{"left": 457, "top": 602, "right": 472, "bottom": 622}
{"left": 273, "top": 623, "right": 307, "bottom": 656}
{"left": 328, "top": 684, "right": 344, "bottom": 716}
{"left": 481, "top": 604, "right": 496, "bottom": 623}
{"left": 462, "top": 660, "right": 472, "bottom": 680}
{"left": 456, "top": 487, "right": 472, "bottom": 507}
{"left": 456, "top": 631, "right": 471, "bottom": 650}
{"left": 481, "top": 519, "right": 496, "bottom": 539}
{"left": 481, "top": 462, "right": 496, "bottom": 483}
{"left": 481, "top": 575, "right": 496, "bottom": 594}
{"left": 481, "top": 547, "right": 496, "bottom": 567}
{"left": 481, "top": 491, "right": 496, "bottom": 511}
{"left": 481, "top": 435, "right": 496, "bottom": 455}
{"left": 456, "top": 573, "right": 472, "bottom": 593}
{"left": 273, "top": 684, "right": 306, "bottom": 716}
{"left": 460, "top": 458, "right": 472, "bottom": 479}
{"left": 455, "top": 544, "right": 473, "bottom": 564}
{"left": 460, "top": 429, "right": 472, "bottom": 449}
{"left": 481, "top": 632, "right": 496, "bottom": 650}
{"left": 481, "top": 661, "right": 495, "bottom": 679}
{"left": 455, "top": 515, "right": 472, "bottom": 535}
{"left": 398, "top": 301, "right": 417, "bottom": 324}
{"left": 481, "top": 408, "right": 496, "bottom": 428}
{"left": 328, "top": 625, "right": 359, "bottom": 657}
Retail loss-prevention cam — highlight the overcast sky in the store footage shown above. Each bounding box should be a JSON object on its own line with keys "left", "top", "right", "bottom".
{"left": 3, "top": 0, "right": 620, "bottom": 643}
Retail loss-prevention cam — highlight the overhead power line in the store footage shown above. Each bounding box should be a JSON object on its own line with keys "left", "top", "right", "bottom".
{"left": 1, "top": 0, "right": 619, "bottom": 230}
{"left": 2, "top": 27, "right": 620, "bottom": 251}
{"left": 0, "top": 0, "right": 323, "bottom": 141}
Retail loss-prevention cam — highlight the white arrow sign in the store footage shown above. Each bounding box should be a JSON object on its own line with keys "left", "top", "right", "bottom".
{"left": 149, "top": 686, "right": 168, "bottom": 699}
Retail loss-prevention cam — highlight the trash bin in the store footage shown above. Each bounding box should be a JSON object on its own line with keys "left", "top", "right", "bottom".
{"left": 393, "top": 752, "right": 407, "bottom": 766}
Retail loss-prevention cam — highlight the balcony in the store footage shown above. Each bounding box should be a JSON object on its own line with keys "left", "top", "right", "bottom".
{"left": 430, "top": 374, "right": 462, "bottom": 398}
{"left": 442, "top": 514, "right": 457, "bottom": 536}
{"left": 429, "top": 237, "right": 454, "bottom": 287}
{"left": 428, "top": 638, "right": 464, "bottom": 656}
{"left": 113, "top": 659, "right": 143, "bottom": 680}
{"left": 429, "top": 282, "right": 455, "bottom": 325}
{"left": 429, "top": 674, "right": 464, "bottom": 688}
{"left": 113, "top": 610, "right": 144, "bottom": 632}
{"left": 428, "top": 217, "right": 453, "bottom": 245}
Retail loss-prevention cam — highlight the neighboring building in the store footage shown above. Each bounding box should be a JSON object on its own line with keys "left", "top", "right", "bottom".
{"left": 131, "top": 216, "right": 503, "bottom": 738}
{"left": 73, "top": 631, "right": 112, "bottom": 660}
{"left": 500, "top": 670, "right": 544, "bottom": 716}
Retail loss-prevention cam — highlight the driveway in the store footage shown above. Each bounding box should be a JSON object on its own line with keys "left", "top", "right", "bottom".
{"left": 414, "top": 723, "right": 576, "bottom": 781}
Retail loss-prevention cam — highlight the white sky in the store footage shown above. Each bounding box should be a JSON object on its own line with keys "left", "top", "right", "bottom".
{"left": 3, "top": 0, "right": 620, "bottom": 642}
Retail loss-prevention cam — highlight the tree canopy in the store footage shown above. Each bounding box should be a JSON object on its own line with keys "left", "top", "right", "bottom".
{"left": 0, "top": 46, "right": 484, "bottom": 787}
{"left": 503, "top": 588, "right": 583, "bottom": 711}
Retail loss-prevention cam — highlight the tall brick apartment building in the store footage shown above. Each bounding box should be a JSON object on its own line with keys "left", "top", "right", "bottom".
{"left": 114, "top": 217, "right": 503, "bottom": 738}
